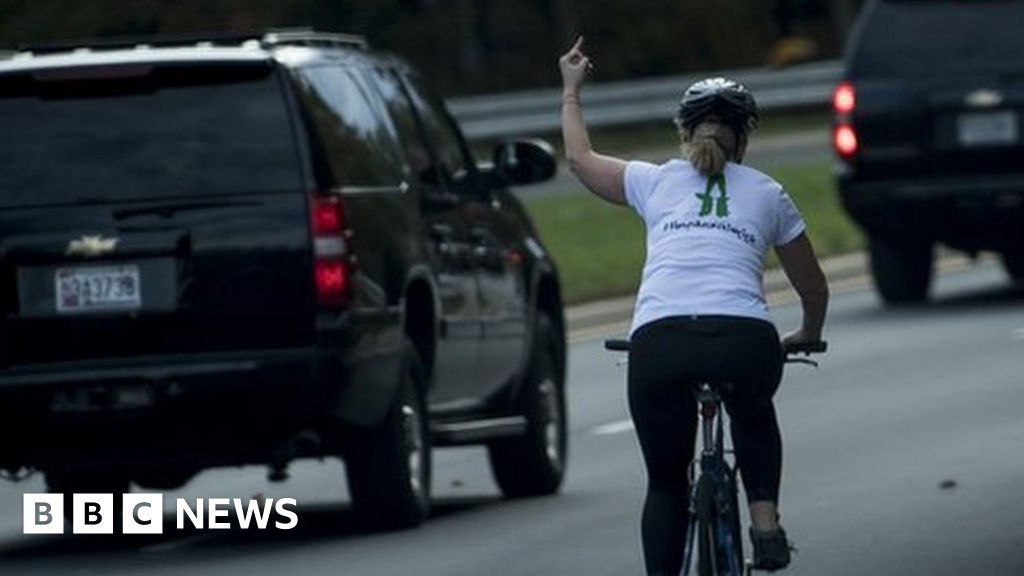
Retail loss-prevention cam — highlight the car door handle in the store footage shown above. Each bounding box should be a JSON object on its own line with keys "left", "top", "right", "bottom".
{"left": 433, "top": 224, "right": 462, "bottom": 254}
{"left": 469, "top": 228, "right": 503, "bottom": 266}
{"left": 430, "top": 223, "right": 454, "bottom": 240}
{"left": 469, "top": 227, "right": 492, "bottom": 241}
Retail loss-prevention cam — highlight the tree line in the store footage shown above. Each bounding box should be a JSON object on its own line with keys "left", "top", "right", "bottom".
{"left": 0, "top": 0, "right": 860, "bottom": 95}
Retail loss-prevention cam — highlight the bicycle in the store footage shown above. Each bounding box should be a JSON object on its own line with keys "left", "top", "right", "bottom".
{"left": 604, "top": 337, "right": 827, "bottom": 576}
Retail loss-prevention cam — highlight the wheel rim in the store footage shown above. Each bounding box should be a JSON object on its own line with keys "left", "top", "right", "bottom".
{"left": 538, "top": 378, "right": 563, "bottom": 471}
{"left": 402, "top": 404, "right": 425, "bottom": 500}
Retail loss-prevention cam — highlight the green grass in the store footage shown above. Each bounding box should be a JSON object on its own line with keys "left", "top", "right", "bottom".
{"left": 769, "top": 161, "right": 863, "bottom": 260}
{"left": 524, "top": 160, "right": 862, "bottom": 305}
{"left": 472, "top": 110, "right": 830, "bottom": 159}
{"left": 528, "top": 191, "right": 647, "bottom": 305}
{"left": 591, "top": 110, "right": 831, "bottom": 156}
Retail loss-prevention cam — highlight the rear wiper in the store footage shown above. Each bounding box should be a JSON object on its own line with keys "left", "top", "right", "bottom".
{"left": 113, "top": 199, "right": 261, "bottom": 220}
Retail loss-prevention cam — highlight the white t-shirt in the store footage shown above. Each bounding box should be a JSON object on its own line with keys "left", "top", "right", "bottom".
{"left": 624, "top": 159, "right": 806, "bottom": 336}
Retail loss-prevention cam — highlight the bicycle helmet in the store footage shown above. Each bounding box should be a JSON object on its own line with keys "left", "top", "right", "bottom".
{"left": 676, "top": 77, "right": 759, "bottom": 135}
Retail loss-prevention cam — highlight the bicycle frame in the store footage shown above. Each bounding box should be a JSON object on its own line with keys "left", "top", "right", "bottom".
{"left": 680, "top": 383, "right": 745, "bottom": 576}
{"left": 603, "top": 337, "right": 826, "bottom": 576}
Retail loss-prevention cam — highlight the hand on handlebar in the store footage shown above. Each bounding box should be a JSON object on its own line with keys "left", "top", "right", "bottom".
{"left": 782, "top": 329, "right": 824, "bottom": 353}
{"left": 782, "top": 330, "right": 827, "bottom": 367}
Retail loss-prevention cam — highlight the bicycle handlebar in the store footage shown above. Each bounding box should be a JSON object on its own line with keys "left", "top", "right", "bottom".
{"left": 604, "top": 339, "right": 630, "bottom": 352}
{"left": 783, "top": 340, "right": 828, "bottom": 355}
{"left": 604, "top": 338, "right": 828, "bottom": 357}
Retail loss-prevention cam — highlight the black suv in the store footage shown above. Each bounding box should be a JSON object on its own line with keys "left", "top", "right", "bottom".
{"left": 0, "top": 30, "right": 566, "bottom": 529}
{"left": 835, "top": 0, "right": 1024, "bottom": 303}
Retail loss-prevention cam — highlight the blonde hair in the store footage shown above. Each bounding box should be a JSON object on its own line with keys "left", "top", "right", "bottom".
{"left": 679, "top": 121, "right": 740, "bottom": 177}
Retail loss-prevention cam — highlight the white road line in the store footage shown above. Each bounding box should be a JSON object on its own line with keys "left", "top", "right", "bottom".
{"left": 591, "top": 419, "right": 635, "bottom": 436}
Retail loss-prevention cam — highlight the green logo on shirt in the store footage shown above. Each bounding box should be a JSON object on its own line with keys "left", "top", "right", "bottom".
{"left": 697, "top": 174, "right": 730, "bottom": 218}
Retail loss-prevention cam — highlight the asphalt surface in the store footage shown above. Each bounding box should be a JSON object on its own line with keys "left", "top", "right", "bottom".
{"left": 2, "top": 260, "right": 1024, "bottom": 575}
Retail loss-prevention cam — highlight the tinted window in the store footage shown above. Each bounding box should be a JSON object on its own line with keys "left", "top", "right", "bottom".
{"left": 367, "top": 67, "right": 438, "bottom": 185}
{"left": 0, "top": 65, "right": 302, "bottom": 208}
{"left": 294, "top": 66, "right": 405, "bottom": 188}
{"left": 853, "top": 0, "right": 1024, "bottom": 78}
{"left": 402, "top": 75, "right": 475, "bottom": 191}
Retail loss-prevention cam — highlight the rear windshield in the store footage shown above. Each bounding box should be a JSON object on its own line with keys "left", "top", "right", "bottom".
{"left": 852, "top": 0, "right": 1024, "bottom": 78}
{"left": 0, "top": 64, "right": 302, "bottom": 208}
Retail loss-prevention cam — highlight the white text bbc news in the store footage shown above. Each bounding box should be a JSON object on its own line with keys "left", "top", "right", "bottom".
{"left": 23, "top": 494, "right": 298, "bottom": 534}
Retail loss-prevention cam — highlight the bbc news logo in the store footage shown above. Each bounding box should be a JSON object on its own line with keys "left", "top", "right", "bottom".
{"left": 23, "top": 494, "right": 298, "bottom": 534}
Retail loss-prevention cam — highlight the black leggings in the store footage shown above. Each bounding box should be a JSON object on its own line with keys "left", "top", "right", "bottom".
{"left": 627, "top": 315, "right": 784, "bottom": 576}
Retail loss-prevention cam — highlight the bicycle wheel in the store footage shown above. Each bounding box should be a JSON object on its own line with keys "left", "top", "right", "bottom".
{"left": 695, "top": 474, "right": 744, "bottom": 576}
{"left": 695, "top": 475, "right": 718, "bottom": 576}
{"left": 724, "top": 467, "right": 744, "bottom": 571}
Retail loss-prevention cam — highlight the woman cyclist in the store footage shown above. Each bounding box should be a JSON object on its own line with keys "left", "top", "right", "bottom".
{"left": 558, "top": 38, "right": 829, "bottom": 574}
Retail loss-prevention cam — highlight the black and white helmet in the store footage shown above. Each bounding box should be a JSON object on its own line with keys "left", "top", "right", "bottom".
{"left": 676, "top": 77, "right": 759, "bottom": 135}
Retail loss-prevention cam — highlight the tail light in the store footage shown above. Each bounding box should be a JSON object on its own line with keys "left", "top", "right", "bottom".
{"left": 834, "top": 124, "right": 859, "bottom": 158}
{"left": 833, "top": 81, "right": 858, "bottom": 160}
{"left": 833, "top": 81, "right": 856, "bottom": 116}
{"left": 311, "top": 195, "right": 354, "bottom": 307}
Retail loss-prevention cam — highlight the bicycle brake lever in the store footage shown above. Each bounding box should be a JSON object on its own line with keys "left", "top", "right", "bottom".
{"left": 788, "top": 358, "right": 819, "bottom": 368}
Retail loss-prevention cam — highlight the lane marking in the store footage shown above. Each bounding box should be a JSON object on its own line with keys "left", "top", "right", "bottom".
{"left": 591, "top": 419, "right": 635, "bottom": 436}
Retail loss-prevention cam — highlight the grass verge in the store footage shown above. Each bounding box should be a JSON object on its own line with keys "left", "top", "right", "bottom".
{"left": 524, "top": 160, "right": 862, "bottom": 305}
{"left": 472, "top": 110, "right": 831, "bottom": 159}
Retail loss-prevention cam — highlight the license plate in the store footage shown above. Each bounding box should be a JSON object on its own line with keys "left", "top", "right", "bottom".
{"left": 957, "top": 111, "right": 1018, "bottom": 147}
{"left": 55, "top": 265, "right": 141, "bottom": 313}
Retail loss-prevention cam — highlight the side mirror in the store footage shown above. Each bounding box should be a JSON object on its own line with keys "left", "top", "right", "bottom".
{"left": 493, "top": 139, "right": 557, "bottom": 186}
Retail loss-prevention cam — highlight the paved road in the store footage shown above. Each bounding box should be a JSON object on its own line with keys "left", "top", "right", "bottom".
{"left": 2, "top": 261, "right": 1024, "bottom": 575}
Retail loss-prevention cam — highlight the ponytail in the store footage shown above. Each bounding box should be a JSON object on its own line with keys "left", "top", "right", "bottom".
{"left": 687, "top": 136, "right": 728, "bottom": 177}
{"left": 680, "top": 121, "right": 739, "bottom": 177}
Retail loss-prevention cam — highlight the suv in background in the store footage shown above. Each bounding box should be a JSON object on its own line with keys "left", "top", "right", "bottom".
{"left": 0, "top": 30, "right": 566, "bottom": 529}
{"left": 835, "top": 0, "right": 1024, "bottom": 304}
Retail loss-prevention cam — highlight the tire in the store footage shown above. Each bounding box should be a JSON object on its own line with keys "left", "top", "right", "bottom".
{"left": 696, "top": 474, "right": 743, "bottom": 576}
{"left": 488, "top": 311, "right": 567, "bottom": 498}
{"left": 45, "top": 470, "right": 130, "bottom": 531}
{"left": 1001, "top": 251, "right": 1024, "bottom": 281}
{"left": 346, "top": 340, "right": 431, "bottom": 530}
{"left": 696, "top": 475, "right": 718, "bottom": 576}
{"left": 724, "top": 468, "right": 743, "bottom": 568}
{"left": 869, "top": 236, "right": 933, "bottom": 305}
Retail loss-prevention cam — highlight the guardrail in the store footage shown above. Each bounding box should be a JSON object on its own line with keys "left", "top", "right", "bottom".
{"left": 448, "top": 59, "right": 843, "bottom": 140}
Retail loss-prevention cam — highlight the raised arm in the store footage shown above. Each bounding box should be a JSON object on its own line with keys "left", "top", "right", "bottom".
{"left": 559, "top": 37, "right": 628, "bottom": 206}
{"left": 775, "top": 233, "right": 829, "bottom": 345}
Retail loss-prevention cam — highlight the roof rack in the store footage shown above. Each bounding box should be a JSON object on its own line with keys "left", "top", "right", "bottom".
{"left": 13, "top": 28, "right": 367, "bottom": 56}
{"left": 263, "top": 28, "right": 368, "bottom": 51}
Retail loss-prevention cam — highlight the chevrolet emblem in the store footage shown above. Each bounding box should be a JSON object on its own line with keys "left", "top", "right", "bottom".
{"left": 66, "top": 235, "right": 119, "bottom": 258}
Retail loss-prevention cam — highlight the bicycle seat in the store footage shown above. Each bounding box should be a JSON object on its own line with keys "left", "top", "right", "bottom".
{"left": 695, "top": 380, "right": 733, "bottom": 395}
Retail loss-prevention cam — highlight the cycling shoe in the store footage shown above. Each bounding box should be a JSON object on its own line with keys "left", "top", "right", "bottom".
{"left": 749, "top": 526, "right": 791, "bottom": 571}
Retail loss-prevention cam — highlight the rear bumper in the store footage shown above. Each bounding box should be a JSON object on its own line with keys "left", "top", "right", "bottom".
{"left": 839, "top": 172, "right": 1024, "bottom": 249}
{"left": 0, "top": 343, "right": 401, "bottom": 472}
